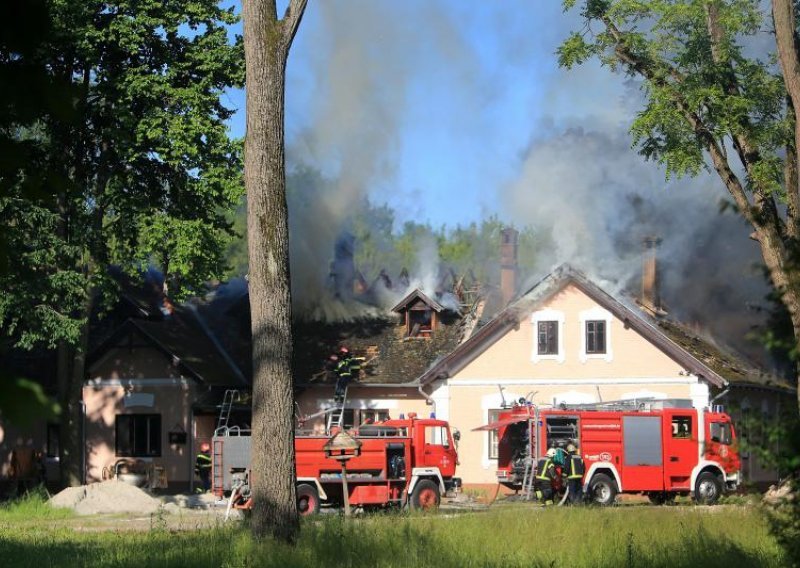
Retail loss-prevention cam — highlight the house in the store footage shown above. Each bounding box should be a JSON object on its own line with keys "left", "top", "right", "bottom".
{"left": 2, "top": 232, "right": 792, "bottom": 493}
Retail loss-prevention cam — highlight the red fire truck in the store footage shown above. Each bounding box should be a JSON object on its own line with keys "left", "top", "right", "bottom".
{"left": 476, "top": 399, "right": 739, "bottom": 505}
{"left": 212, "top": 413, "right": 460, "bottom": 515}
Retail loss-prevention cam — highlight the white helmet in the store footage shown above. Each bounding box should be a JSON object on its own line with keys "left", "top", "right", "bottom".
{"left": 546, "top": 448, "right": 557, "bottom": 458}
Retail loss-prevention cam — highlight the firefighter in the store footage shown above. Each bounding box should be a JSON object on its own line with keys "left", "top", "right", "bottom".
{"left": 340, "top": 347, "right": 366, "bottom": 380}
{"left": 333, "top": 355, "right": 352, "bottom": 401}
{"left": 535, "top": 448, "right": 558, "bottom": 505}
{"left": 195, "top": 442, "right": 212, "bottom": 493}
{"left": 565, "top": 443, "right": 585, "bottom": 504}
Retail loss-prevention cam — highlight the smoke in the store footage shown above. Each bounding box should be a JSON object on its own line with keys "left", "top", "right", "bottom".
{"left": 278, "top": 1, "right": 772, "bottom": 363}
{"left": 284, "top": 1, "right": 481, "bottom": 319}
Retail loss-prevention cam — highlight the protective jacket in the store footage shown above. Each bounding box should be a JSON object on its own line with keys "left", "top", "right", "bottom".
{"left": 195, "top": 452, "right": 211, "bottom": 475}
{"left": 566, "top": 453, "right": 585, "bottom": 480}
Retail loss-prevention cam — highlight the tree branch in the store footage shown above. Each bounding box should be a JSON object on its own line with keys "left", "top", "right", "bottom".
{"left": 281, "top": 0, "right": 308, "bottom": 55}
{"left": 604, "top": 18, "right": 756, "bottom": 223}
{"left": 773, "top": 0, "right": 800, "bottom": 241}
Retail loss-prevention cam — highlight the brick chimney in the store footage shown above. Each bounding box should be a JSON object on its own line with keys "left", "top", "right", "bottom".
{"left": 500, "top": 227, "right": 519, "bottom": 306}
{"left": 640, "top": 236, "right": 666, "bottom": 316}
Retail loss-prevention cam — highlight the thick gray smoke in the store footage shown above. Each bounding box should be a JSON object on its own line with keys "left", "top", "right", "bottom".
{"left": 281, "top": 1, "right": 772, "bottom": 364}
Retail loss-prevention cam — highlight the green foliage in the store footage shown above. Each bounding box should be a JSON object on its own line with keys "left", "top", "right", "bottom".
{"left": 0, "top": 506, "right": 783, "bottom": 567}
{"left": 0, "top": 0, "right": 244, "bottom": 349}
{"left": 560, "top": 0, "right": 788, "bottom": 193}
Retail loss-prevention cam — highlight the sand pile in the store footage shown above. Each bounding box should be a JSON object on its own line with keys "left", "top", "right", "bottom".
{"left": 50, "top": 480, "right": 162, "bottom": 515}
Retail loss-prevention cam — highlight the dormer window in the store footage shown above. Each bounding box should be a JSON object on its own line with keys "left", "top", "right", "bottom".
{"left": 391, "top": 289, "right": 444, "bottom": 339}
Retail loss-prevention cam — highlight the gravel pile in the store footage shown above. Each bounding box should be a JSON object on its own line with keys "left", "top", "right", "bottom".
{"left": 50, "top": 480, "right": 162, "bottom": 516}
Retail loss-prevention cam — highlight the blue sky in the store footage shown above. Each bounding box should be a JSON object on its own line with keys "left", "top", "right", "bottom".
{"left": 224, "top": 1, "right": 604, "bottom": 229}
{"left": 222, "top": 1, "right": 770, "bottom": 354}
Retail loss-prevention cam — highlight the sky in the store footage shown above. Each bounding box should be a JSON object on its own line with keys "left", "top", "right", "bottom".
{"left": 222, "top": 1, "right": 774, "bottom": 360}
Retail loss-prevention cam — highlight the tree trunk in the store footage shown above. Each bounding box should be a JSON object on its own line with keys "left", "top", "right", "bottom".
{"left": 242, "top": 0, "right": 298, "bottom": 542}
{"left": 57, "top": 298, "right": 90, "bottom": 488}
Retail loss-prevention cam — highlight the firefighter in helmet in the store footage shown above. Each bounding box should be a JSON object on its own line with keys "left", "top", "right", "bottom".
{"left": 340, "top": 346, "right": 366, "bottom": 380}
{"left": 565, "top": 443, "right": 585, "bottom": 504}
{"left": 535, "top": 448, "right": 558, "bottom": 505}
{"left": 195, "top": 442, "right": 212, "bottom": 493}
{"left": 333, "top": 352, "right": 351, "bottom": 402}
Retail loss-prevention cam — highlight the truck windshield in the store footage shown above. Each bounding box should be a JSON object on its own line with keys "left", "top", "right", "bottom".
{"left": 710, "top": 422, "right": 732, "bottom": 445}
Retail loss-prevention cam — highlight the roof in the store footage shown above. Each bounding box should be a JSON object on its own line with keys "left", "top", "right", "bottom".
{"left": 88, "top": 306, "right": 248, "bottom": 387}
{"left": 391, "top": 289, "right": 445, "bottom": 313}
{"left": 417, "top": 264, "right": 730, "bottom": 388}
{"left": 293, "top": 312, "right": 470, "bottom": 386}
{"left": 655, "top": 319, "right": 793, "bottom": 391}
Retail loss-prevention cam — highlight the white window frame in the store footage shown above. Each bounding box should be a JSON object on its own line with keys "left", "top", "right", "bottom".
{"left": 579, "top": 307, "right": 613, "bottom": 363}
{"left": 531, "top": 309, "right": 565, "bottom": 363}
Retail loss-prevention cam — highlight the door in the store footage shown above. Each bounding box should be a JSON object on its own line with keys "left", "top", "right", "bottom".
{"left": 622, "top": 415, "right": 664, "bottom": 491}
{"left": 422, "top": 425, "right": 455, "bottom": 476}
{"left": 663, "top": 411, "right": 697, "bottom": 490}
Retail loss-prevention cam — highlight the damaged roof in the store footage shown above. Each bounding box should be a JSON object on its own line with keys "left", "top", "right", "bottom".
{"left": 293, "top": 310, "right": 470, "bottom": 386}
{"left": 655, "top": 319, "right": 792, "bottom": 391}
{"left": 418, "top": 264, "right": 737, "bottom": 388}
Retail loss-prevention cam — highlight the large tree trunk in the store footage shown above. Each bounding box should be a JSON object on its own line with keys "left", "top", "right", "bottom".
{"left": 242, "top": 0, "right": 304, "bottom": 543}
{"left": 57, "top": 299, "right": 90, "bottom": 488}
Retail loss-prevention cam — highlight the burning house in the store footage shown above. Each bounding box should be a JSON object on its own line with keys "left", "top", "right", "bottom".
{"left": 0, "top": 229, "right": 793, "bottom": 494}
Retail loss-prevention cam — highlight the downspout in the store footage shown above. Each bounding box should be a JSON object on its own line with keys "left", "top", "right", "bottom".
{"left": 417, "top": 382, "right": 437, "bottom": 418}
{"left": 710, "top": 388, "right": 730, "bottom": 407}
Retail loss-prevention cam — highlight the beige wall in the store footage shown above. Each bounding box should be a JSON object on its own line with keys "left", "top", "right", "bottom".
{"left": 84, "top": 346, "right": 198, "bottom": 488}
{"left": 455, "top": 284, "right": 685, "bottom": 380}
{"left": 441, "top": 283, "right": 709, "bottom": 485}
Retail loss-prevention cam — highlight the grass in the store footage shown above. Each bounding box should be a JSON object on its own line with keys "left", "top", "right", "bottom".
{"left": 0, "top": 495, "right": 787, "bottom": 567}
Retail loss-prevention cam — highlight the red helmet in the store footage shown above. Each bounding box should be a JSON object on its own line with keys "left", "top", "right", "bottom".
{"left": 200, "top": 442, "right": 211, "bottom": 452}
{"left": 329, "top": 354, "right": 339, "bottom": 361}
{"left": 339, "top": 347, "right": 350, "bottom": 355}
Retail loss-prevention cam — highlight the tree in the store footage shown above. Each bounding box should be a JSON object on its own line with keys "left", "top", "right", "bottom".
{"left": 560, "top": 0, "right": 800, "bottom": 411}
{"left": 1, "top": 0, "right": 244, "bottom": 485}
{"left": 242, "top": 0, "right": 307, "bottom": 542}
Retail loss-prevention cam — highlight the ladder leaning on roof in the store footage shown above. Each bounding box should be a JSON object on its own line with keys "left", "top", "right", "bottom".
{"left": 217, "top": 389, "right": 240, "bottom": 432}
{"left": 326, "top": 385, "right": 349, "bottom": 432}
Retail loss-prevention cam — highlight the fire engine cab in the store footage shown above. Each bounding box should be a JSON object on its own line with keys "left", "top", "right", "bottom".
{"left": 476, "top": 398, "right": 739, "bottom": 505}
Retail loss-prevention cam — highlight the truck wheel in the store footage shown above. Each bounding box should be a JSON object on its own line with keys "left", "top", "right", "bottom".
{"left": 694, "top": 472, "right": 722, "bottom": 505}
{"left": 589, "top": 474, "right": 618, "bottom": 506}
{"left": 297, "top": 483, "right": 320, "bottom": 516}
{"left": 410, "top": 479, "right": 440, "bottom": 510}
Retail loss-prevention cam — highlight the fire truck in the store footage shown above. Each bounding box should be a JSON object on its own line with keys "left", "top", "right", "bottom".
{"left": 476, "top": 398, "right": 740, "bottom": 505}
{"left": 212, "top": 413, "right": 460, "bottom": 515}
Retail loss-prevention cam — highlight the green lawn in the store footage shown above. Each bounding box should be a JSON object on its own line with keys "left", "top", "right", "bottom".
{"left": 0, "top": 497, "right": 786, "bottom": 567}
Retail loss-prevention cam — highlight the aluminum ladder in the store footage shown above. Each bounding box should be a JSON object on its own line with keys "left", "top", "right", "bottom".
{"left": 217, "top": 389, "right": 240, "bottom": 432}
{"left": 326, "top": 385, "right": 349, "bottom": 432}
{"left": 520, "top": 456, "right": 536, "bottom": 500}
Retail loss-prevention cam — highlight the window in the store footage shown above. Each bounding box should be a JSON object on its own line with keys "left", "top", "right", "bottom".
{"left": 538, "top": 321, "right": 558, "bottom": 355}
{"left": 360, "top": 409, "right": 390, "bottom": 424}
{"left": 710, "top": 422, "right": 732, "bottom": 445}
{"left": 585, "top": 320, "right": 606, "bottom": 354}
{"left": 579, "top": 307, "right": 613, "bottom": 362}
{"left": 488, "top": 409, "right": 502, "bottom": 459}
{"left": 409, "top": 309, "right": 433, "bottom": 337}
{"left": 425, "top": 426, "right": 449, "bottom": 448}
{"left": 116, "top": 414, "right": 161, "bottom": 457}
{"left": 671, "top": 416, "right": 692, "bottom": 439}
{"left": 46, "top": 423, "right": 60, "bottom": 458}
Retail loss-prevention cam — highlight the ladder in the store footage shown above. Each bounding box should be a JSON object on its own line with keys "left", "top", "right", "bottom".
{"left": 217, "top": 389, "right": 240, "bottom": 432}
{"left": 211, "top": 439, "right": 225, "bottom": 497}
{"left": 326, "top": 385, "right": 349, "bottom": 432}
{"left": 520, "top": 456, "right": 536, "bottom": 500}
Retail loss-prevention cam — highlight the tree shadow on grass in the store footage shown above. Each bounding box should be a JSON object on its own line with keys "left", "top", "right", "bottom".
{"left": 0, "top": 512, "right": 784, "bottom": 568}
